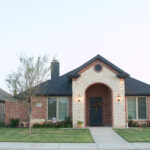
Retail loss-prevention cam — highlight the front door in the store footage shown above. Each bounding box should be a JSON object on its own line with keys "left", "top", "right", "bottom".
{"left": 89, "top": 97, "right": 103, "bottom": 126}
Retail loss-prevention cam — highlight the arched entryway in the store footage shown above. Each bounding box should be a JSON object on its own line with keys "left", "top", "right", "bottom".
{"left": 85, "top": 83, "right": 112, "bottom": 127}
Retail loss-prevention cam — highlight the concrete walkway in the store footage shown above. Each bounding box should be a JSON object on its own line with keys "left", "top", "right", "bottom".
{"left": 0, "top": 127, "right": 150, "bottom": 150}
{"left": 89, "top": 127, "right": 150, "bottom": 150}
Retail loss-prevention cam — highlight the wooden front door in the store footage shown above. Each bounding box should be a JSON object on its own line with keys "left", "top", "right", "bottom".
{"left": 0, "top": 101, "right": 5, "bottom": 124}
{"left": 89, "top": 97, "right": 103, "bottom": 126}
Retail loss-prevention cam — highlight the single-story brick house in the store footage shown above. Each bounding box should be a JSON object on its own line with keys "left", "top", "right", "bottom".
{"left": 3, "top": 55, "right": 150, "bottom": 128}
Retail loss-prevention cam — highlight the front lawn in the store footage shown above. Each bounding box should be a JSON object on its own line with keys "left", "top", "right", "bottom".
{"left": 114, "top": 128, "right": 150, "bottom": 142}
{"left": 0, "top": 128, "right": 94, "bottom": 143}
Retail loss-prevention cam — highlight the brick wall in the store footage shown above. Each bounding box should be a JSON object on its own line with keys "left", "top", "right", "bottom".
{"left": 31, "top": 96, "right": 72, "bottom": 125}
{"left": 30, "top": 96, "right": 47, "bottom": 125}
{"left": 5, "top": 101, "right": 28, "bottom": 125}
{"left": 31, "top": 96, "right": 46, "bottom": 117}
{"left": 5, "top": 96, "right": 72, "bottom": 126}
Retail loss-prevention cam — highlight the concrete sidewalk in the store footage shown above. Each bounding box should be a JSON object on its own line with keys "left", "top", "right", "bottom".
{"left": 1, "top": 142, "right": 150, "bottom": 150}
{"left": 0, "top": 142, "right": 97, "bottom": 150}
{"left": 0, "top": 128, "right": 150, "bottom": 150}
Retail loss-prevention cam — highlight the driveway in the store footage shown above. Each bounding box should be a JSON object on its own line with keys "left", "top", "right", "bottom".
{"left": 0, "top": 127, "right": 150, "bottom": 150}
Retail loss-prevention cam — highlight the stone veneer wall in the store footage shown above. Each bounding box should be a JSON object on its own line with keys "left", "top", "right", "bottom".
{"left": 72, "top": 60, "right": 126, "bottom": 128}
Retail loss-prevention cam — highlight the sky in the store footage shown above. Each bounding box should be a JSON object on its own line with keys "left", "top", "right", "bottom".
{"left": 0, "top": 0, "right": 150, "bottom": 92}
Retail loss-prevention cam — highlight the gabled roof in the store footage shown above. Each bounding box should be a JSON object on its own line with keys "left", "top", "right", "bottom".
{"left": 67, "top": 55, "right": 129, "bottom": 79}
{"left": 125, "top": 77, "right": 150, "bottom": 96}
{"left": 0, "top": 88, "right": 15, "bottom": 101}
{"left": 30, "top": 55, "right": 150, "bottom": 96}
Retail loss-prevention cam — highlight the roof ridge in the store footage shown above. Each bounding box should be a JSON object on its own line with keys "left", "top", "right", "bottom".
{"left": 0, "top": 88, "right": 12, "bottom": 96}
{"left": 61, "top": 54, "right": 129, "bottom": 78}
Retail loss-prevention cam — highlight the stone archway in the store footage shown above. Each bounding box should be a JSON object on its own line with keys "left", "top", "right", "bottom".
{"left": 85, "top": 83, "right": 112, "bottom": 127}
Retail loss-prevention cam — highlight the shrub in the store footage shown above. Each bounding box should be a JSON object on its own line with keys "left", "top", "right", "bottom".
{"left": 132, "top": 122, "right": 138, "bottom": 127}
{"left": 33, "top": 119, "right": 72, "bottom": 128}
{"left": 141, "top": 123, "right": 147, "bottom": 127}
{"left": 64, "top": 123, "right": 72, "bottom": 128}
{"left": 55, "top": 122, "right": 64, "bottom": 128}
{"left": 0, "top": 122, "right": 5, "bottom": 127}
{"left": 77, "top": 121, "right": 83, "bottom": 125}
{"left": 33, "top": 123, "right": 43, "bottom": 128}
{"left": 10, "top": 118, "right": 19, "bottom": 127}
{"left": 43, "top": 123, "right": 52, "bottom": 128}
{"left": 128, "top": 116, "right": 139, "bottom": 127}
{"left": 128, "top": 116, "right": 133, "bottom": 127}
{"left": 64, "top": 116, "right": 72, "bottom": 128}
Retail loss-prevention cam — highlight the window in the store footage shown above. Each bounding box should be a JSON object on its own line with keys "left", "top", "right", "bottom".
{"left": 127, "top": 97, "right": 136, "bottom": 119}
{"left": 48, "top": 97, "right": 56, "bottom": 120}
{"left": 138, "top": 97, "right": 147, "bottom": 119}
{"left": 48, "top": 97, "right": 68, "bottom": 121}
{"left": 127, "top": 97, "right": 147, "bottom": 120}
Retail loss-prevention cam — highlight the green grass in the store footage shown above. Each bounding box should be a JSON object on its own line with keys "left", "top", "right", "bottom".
{"left": 114, "top": 128, "right": 150, "bottom": 142}
{"left": 0, "top": 128, "right": 94, "bottom": 143}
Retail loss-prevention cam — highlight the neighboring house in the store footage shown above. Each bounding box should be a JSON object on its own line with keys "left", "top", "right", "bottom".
{"left": 4, "top": 55, "right": 150, "bottom": 128}
{"left": 0, "top": 88, "right": 10, "bottom": 124}
{"left": 0, "top": 88, "right": 28, "bottom": 125}
{"left": 0, "top": 89, "right": 15, "bottom": 124}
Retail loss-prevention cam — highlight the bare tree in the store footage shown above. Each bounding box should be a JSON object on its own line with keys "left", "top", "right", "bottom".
{"left": 6, "top": 54, "right": 50, "bottom": 134}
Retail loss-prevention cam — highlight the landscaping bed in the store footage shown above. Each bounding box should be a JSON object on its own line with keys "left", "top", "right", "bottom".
{"left": 114, "top": 128, "right": 150, "bottom": 142}
{"left": 0, "top": 128, "right": 94, "bottom": 143}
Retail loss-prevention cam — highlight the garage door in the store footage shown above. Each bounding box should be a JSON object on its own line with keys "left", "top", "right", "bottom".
{"left": 0, "top": 101, "right": 5, "bottom": 124}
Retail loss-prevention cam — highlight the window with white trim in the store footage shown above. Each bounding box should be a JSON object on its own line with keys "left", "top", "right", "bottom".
{"left": 48, "top": 97, "right": 68, "bottom": 121}
{"left": 127, "top": 97, "right": 147, "bottom": 120}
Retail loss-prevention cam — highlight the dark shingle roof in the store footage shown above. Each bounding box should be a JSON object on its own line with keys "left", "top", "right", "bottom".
{"left": 36, "top": 55, "right": 150, "bottom": 96}
{"left": 125, "top": 77, "right": 150, "bottom": 96}
{"left": 0, "top": 88, "right": 15, "bottom": 101}
{"left": 37, "top": 75, "right": 72, "bottom": 96}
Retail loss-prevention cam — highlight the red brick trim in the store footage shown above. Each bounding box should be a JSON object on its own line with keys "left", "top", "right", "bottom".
{"left": 84, "top": 82, "right": 113, "bottom": 127}
{"left": 78, "top": 60, "right": 118, "bottom": 75}
{"left": 125, "top": 96, "right": 127, "bottom": 123}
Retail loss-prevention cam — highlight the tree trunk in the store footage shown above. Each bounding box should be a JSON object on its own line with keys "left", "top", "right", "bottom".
{"left": 28, "top": 98, "right": 32, "bottom": 135}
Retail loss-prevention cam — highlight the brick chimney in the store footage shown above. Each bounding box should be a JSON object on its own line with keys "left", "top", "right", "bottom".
{"left": 51, "top": 58, "right": 59, "bottom": 80}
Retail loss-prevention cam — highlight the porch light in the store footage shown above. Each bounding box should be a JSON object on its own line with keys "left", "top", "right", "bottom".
{"left": 77, "top": 94, "right": 81, "bottom": 102}
{"left": 120, "top": 79, "right": 124, "bottom": 84}
{"left": 117, "top": 94, "right": 121, "bottom": 102}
